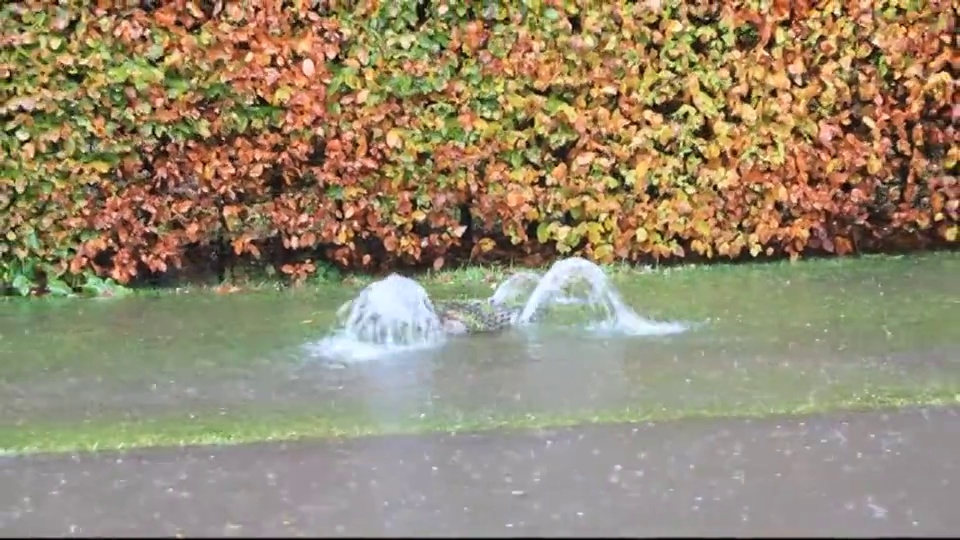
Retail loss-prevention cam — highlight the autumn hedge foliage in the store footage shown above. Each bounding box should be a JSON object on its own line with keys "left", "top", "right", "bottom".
{"left": 1, "top": 1, "right": 957, "bottom": 294}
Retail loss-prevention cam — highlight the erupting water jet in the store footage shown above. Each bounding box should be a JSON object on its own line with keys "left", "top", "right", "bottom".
{"left": 310, "top": 258, "right": 688, "bottom": 362}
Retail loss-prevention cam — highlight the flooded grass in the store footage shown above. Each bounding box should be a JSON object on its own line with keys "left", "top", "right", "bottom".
{"left": 3, "top": 383, "right": 957, "bottom": 455}
{"left": 1, "top": 252, "right": 958, "bottom": 455}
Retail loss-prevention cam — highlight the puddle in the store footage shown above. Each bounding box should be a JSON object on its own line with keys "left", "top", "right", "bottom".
{"left": 0, "top": 253, "right": 958, "bottom": 432}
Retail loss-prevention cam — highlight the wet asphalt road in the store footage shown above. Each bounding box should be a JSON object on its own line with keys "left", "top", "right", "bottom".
{"left": 2, "top": 406, "right": 959, "bottom": 537}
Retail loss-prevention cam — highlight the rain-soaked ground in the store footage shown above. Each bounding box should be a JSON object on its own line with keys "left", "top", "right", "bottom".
{"left": 0, "top": 253, "right": 958, "bottom": 534}
{"left": 2, "top": 406, "right": 959, "bottom": 536}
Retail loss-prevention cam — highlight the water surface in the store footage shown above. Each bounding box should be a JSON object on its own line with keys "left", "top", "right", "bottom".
{"left": 1, "top": 254, "right": 957, "bottom": 444}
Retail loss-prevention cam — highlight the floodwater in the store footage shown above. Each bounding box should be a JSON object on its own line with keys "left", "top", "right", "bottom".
{"left": 1, "top": 253, "right": 959, "bottom": 535}
{"left": 1, "top": 254, "right": 957, "bottom": 431}
{"left": 1, "top": 407, "right": 958, "bottom": 536}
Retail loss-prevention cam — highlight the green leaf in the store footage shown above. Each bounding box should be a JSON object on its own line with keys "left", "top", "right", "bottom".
{"left": 45, "top": 278, "right": 75, "bottom": 297}
{"left": 195, "top": 119, "right": 212, "bottom": 138}
{"left": 12, "top": 274, "right": 34, "bottom": 296}
{"left": 536, "top": 222, "right": 551, "bottom": 243}
{"left": 89, "top": 161, "right": 112, "bottom": 173}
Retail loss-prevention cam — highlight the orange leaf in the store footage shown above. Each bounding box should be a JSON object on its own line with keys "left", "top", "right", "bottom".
{"left": 818, "top": 122, "right": 840, "bottom": 146}
{"left": 931, "top": 193, "right": 944, "bottom": 213}
{"left": 550, "top": 163, "right": 567, "bottom": 184}
{"left": 383, "top": 235, "right": 398, "bottom": 252}
{"left": 215, "top": 284, "right": 241, "bottom": 294}
{"left": 835, "top": 236, "right": 854, "bottom": 256}
{"left": 232, "top": 237, "right": 247, "bottom": 255}
{"left": 506, "top": 191, "right": 524, "bottom": 208}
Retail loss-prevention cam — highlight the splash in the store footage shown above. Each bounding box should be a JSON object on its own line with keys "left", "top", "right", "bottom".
{"left": 308, "top": 274, "right": 447, "bottom": 362}
{"left": 489, "top": 271, "right": 543, "bottom": 308}
{"left": 310, "top": 258, "right": 687, "bottom": 362}
{"left": 515, "top": 257, "right": 687, "bottom": 336}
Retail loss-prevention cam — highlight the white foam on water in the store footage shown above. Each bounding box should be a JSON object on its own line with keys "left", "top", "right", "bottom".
{"left": 306, "top": 331, "right": 443, "bottom": 363}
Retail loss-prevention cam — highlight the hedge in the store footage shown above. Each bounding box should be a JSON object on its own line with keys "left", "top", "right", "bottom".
{"left": 1, "top": 1, "right": 957, "bottom": 295}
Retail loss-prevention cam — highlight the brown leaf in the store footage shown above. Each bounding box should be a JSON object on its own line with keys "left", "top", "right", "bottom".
{"left": 432, "top": 257, "right": 445, "bottom": 271}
